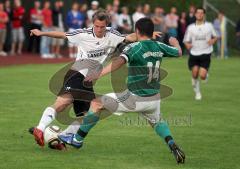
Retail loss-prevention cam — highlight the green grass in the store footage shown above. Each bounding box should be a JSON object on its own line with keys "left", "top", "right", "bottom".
{"left": 0, "top": 57, "right": 240, "bottom": 169}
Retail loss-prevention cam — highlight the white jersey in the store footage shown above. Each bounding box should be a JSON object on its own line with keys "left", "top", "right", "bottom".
{"left": 183, "top": 22, "right": 217, "bottom": 56}
{"left": 66, "top": 27, "right": 125, "bottom": 75}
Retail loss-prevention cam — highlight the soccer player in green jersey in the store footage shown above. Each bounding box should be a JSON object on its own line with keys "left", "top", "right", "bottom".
{"left": 59, "top": 18, "right": 185, "bottom": 164}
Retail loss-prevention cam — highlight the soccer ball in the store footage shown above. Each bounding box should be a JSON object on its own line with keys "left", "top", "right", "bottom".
{"left": 44, "top": 125, "right": 62, "bottom": 147}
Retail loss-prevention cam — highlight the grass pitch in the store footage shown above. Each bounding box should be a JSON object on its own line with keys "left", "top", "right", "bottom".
{"left": 0, "top": 57, "right": 239, "bottom": 169}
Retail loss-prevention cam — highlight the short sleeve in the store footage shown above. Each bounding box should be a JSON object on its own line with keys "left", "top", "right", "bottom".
{"left": 183, "top": 26, "right": 191, "bottom": 43}
{"left": 210, "top": 23, "right": 217, "bottom": 37}
{"left": 65, "top": 29, "right": 86, "bottom": 44}
{"left": 109, "top": 28, "right": 126, "bottom": 46}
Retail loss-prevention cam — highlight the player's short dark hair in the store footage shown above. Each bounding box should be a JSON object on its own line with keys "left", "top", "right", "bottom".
{"left": 196, "top": 7, "right": 206, "bottom": 13}
{"left": 135, "top": 17, "right": 154, "bottom": 38}
{"left": 92, "top": 9, "right": 110, "bottom": 25}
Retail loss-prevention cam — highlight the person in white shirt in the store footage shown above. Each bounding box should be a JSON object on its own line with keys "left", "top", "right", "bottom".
{"left": 118, "top": 6, "right": 132, "bottom": 34}
{"left": 132, "top": 5, "right": 145, "bottom": 26}
{"left": 184, "top": 7, "right": 217, "bottom": 100}
{"left": 28, "top": 9, "right": 161, "bottom": 150}
{"left": 110, "top": 4, "right": 119, "bottom": 30}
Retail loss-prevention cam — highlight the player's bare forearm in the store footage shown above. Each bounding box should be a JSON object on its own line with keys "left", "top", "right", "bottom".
{"left": 84, "top": 57, "right": 126, "bottom": 82}
{"left": 125, "top": 33, "right": 137, "bottom": 42}
{"left": 30, "top": 29, "right": 66, "bottom": 39}
{"left": 100, "top": 57, "right": 126, "bottom": 77}
{"left": 208, "top": 37, "right": 217, "bottom": 45}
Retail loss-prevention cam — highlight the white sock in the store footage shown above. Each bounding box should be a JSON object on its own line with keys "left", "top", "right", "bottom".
{"left": 192, "top": 78, "right": 197, "bottom": 92}
{"left": 192, "top": 78, "right": 197, "bottom": 86}
{"left": 61, "top": 120, "right": 81, "bottom": 135}
{"left": 192, "top": 78, "right": 200, "bottom": 93}
{"left": 37, "top": 107, "right": 56, "bottom": 131}
{"left": 195, "top": 79, "right": 200, "bottom": 93}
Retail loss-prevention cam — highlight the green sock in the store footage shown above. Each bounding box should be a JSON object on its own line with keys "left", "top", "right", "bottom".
{"left": 154, "top": 121, "right": 173, "bottom": 144}
{"left": 76, "top": 111, "right": 99, "bottom": 140}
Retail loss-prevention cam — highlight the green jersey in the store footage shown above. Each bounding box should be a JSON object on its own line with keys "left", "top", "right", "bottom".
{"left": 121, "top": 40, "right": 179, "bottom": 96}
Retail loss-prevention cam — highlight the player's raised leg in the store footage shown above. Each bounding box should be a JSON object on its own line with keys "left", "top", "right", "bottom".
{"left": 29, "top": 93, "right": 73, "bottom": 146}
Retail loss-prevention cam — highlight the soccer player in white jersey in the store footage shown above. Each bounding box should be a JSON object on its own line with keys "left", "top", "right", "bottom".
{"left": 184, "top": 7, "right": 217, "bottom": 100}
{"left": 28, "top": 10, "right": 160, "bottom": 149}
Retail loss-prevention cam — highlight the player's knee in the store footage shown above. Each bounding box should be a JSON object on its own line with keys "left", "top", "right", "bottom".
{"left": 54, "top": 97, "right": 73, "bottom": 113}
{"left": 200, "top": 74, "right": 207, "bottom": 80}
{"left": 90, "top": 99, "right": 103, "bottom": 113}
{"left": 192, "top": 71, "right": 198, "bottom": 78}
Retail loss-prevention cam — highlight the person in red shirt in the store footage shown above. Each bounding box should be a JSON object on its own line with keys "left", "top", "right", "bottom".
{"left": 40, "top": 1, "right": 53, "bottom": 58}
{"left": 0, "top": 2, "right": 8, "bottom": 56}
{"left": 11, "top": 0, "right": 25, "bottom": 55}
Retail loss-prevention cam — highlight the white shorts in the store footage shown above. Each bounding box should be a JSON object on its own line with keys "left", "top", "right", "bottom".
{"left": 52, "top": 27, "right": 65, "bottom": 46}
{"left": 101, "top": 90, "right": 161, "bottom": 124}
{"left": 12, "top": 27, "right": 25, "bottom": 43}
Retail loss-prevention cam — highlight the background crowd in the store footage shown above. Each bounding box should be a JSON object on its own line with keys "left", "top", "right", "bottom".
{"left": 0, "top": 0, "right": 239, "bottom": 59}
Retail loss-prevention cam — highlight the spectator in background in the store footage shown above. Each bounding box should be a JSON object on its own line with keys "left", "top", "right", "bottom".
{"left": 66, "top": 2, "right": 84, "bottom": 58}
{"left": 0, "top": 2, "right": 8, "bottom": 56}
{"left": 143, "top": 3, "right": 151, "bottom": 18}
{"left": 28, "top": 1, "right": 42, "bottom": 54}
{"left": 106, "top": 3, "right": 113, "bottom": 27}
{"left": 51, "top": 0, "right": 64, "bottom": 58}
{"left": 79, "top": 3, "right": 88, "bottom": 28}
{"left": 3, "top": 0, "right": 12, "bottom": 53}
{"left": 106, "top": 3, "right": 113, "bottom": 14}
{"left": 165, "top": 7, "right": 179, "bottom": 38}
{"left": 11, "top": 0, "right": 25, "bottom": 55}
{"left": 113, "top": 0, "right": 120, "bottom": 7}
{"left": 213, "top": 11, "right": 228, "bottom": 58}
{"left": 87, "top": 1, "right": 99, "bottom": 27}
{"left": 178, "top": 12, "right": 187, "bottom": 54}
{"left": 132, "top": 5, "right": 145, "bottom": 26}
{"left": 236, "top": 19, "right": 240, "bottom": 50}
{"left": 111, "top": 4, "right": 119, "bottom": 30}
{"left": 186, "top": 5, "right": 196, "bottom": 26}
{"left": 118, "top": 6, "right": 132, "bottom": 34}
{"left": 151, "top": 6, "right": 166, "bottom": 42}
{"left": 40, "top": 1, "right": 53, "bottom": 58}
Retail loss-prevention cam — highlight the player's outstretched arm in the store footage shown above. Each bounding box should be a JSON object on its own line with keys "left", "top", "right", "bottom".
{"left": 84, "top": 57, "right": 126, "bottom": 82}
{"left": 30, "top": 29, "right": 66, "bottom": 39}
{"left": 169, "top": 37, "right": 182, "bottom": 56}
{"left": 100, "top": 57, "right": 126, "bottom": 77}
